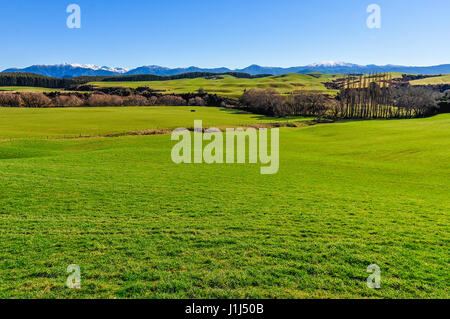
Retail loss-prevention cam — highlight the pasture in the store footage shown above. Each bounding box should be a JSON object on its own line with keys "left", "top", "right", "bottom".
{"left": 0, "top": 106, "right": 448, "bottom": 299}
{"left": 89, "top": 73, "right": 339, "bottom": 98}
{"left": 410, "top": 74, "right": 450, "bottom": 86}
{"left": 0, "top": 106, "right": 309, "bottom": 139}
{"left": 0, "top": 87, "right": 62, "bottom": 93}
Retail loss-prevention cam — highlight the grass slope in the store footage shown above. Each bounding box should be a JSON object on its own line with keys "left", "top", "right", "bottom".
{"left": 0, "top": 107, "right": 448, "bottom": 299}
{"left": 89, "top": 73, "right": 339, "bottom": 98}
{"left": 0, "top": 87, "right": 63, "bottom": 93}
{"left": 410, "top": 74, "right": 450, "bottom": 85}
{"left": 0, "top": 106, "right": 309, "bottom": 139}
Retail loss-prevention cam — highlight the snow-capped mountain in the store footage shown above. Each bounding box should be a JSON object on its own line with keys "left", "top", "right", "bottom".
{"left": 2, "top": 63, "right": 129, "bottom": 78}
{"left": 68, "top": 64, "right": 129, "bottom": 74}
{"left": 2, "top": 62, "right": 450, "bottom": 78}
{"left": 307, "top": 61, "right": 357, "bottom": 67}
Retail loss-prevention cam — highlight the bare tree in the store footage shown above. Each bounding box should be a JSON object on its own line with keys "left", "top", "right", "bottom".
{"left": 123, "top": 95, "right": 149, "bottom": 106}
{"left": 392, "top": 87, "right": 439, "bottom": 117}
{"left": 188, "top": 97, "right": 205, "bottom": 106}
{"left": 20, "top": 92, "right": 52, "bottom": 108}
{"left": 0, "top": 92, "right": 23, "bottom": 107}
{"left": 157, "top": 95, "right": 186, "bottom": 106}
{"left": 53, "top": 95, "right": 84, "bottom": 107}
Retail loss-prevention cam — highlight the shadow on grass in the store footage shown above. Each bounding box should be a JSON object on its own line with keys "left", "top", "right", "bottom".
{"left": 218, "top": 107, "right": 312, "bottom": 122}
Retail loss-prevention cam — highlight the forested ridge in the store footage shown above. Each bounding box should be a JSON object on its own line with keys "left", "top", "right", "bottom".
{"left": 0, "top": 72, "right": 269, "bottom": 89}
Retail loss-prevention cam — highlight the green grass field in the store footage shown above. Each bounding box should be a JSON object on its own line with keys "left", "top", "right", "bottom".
{"left": 89, "top": 73, "right": 339, "bottom": 98}
{"left": 410, "top": 74, "right": 450, "bottom": 85}
{"left": 0, "top": 107, "right": 448, "bottom": 299}
{"left": 0, "top": 72, "right": 420, "bottom": 99}
{"left": 0, "top": 87, "right": 63, "bottom": 93}
{"left": 0, "top": 106, "right": 309, "bottom": 139}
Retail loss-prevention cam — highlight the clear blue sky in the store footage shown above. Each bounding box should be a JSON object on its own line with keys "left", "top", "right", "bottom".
{"left": 0, "top": 0, "right": 449, "bottom": 70}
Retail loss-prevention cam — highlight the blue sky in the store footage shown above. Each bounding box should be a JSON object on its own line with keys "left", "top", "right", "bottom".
{"left": 0, "top": 0, "right": 449, "bottom": 70}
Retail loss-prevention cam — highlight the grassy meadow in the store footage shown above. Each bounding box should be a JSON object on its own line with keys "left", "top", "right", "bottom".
{"left": 0, "top": 73, "right": 337, "bottom": 99}
{"left": 410, "top": 74, "right": 450, "bottom": 85}
{"left": 0, "top": 106, "right": 310, "bottom": 139}
{"left": 0, "top": 87, "right": 63, "bottom": 93}
{"left": 1, "top": 72, "right": 448, "bottom": 99}
{"left": 89, "top": 73, "right": 339, "bottom": 98}
{"left": 0, "top": 106, "right": 448, "bottom": 299}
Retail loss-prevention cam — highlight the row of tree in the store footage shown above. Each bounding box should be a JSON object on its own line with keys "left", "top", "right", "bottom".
{"left": 240, "top": 88, "right": 331, "bottom": 117}
{"left": 0, "top": 73, "right": 74, "bottom": 88}
{"left": 336, "top": 74, "right": 440, "bottom": 118}
{"left": 438, "top": 90, "right": 450, "bottom": 113}
{"left": 239, "top": 74, "right": 442, "bottom": 119}
{"left": 0, "top": 92, "right": 208, "bottom": 108}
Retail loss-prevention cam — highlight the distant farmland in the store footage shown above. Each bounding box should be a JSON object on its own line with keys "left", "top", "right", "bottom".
{"left": 410, "top": 74, "right": 450, "bottom": 85}
{"left": 0, "top": 86, "right": 62, "bottom": 93}
{"left": 3, "top": 72, "right": 449, "bottom": 99}
{"left": 88, "top": 73, "right": 340, "bottom": 98}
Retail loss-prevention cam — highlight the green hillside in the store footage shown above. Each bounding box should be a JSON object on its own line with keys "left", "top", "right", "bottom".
{"left": 89, "top": 73, "right": 339, "bottom": 98}
{"left": 410, "top": 74, "right": 450, "bottom": 85}
{"left": 0, "top": 106, "right": 448, "bottom": 298}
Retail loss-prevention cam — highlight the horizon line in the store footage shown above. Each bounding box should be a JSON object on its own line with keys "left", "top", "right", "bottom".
{"left": 3, "top": 61, "right": 450, "bottom": 72}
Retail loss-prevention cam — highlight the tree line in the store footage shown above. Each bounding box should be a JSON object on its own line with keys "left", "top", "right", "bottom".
{"left": 336, "top": 74, "right": 440, "bottom": 118}
{"left": 0, "top": 73, "right": 74, "bottom": 88}
{"left": 0, "top": 89, "right": 237, "bottom": 108}
{"left": 240, "top": 74, "right": 442, "bottom": 119}
{"left": 0, "top": 71, "right": 270, "bottom": 89}
{"left": 240, "top": 88, "right": 331, "bottom": 117}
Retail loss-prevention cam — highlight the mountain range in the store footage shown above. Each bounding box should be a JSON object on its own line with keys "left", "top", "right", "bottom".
{"left": 2, "top": 62, "right": 450, "bottom": 78}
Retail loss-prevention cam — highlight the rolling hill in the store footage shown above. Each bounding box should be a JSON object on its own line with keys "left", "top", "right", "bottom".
{"left": 89, "top": 73, "right": 339, "bottom": 98}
